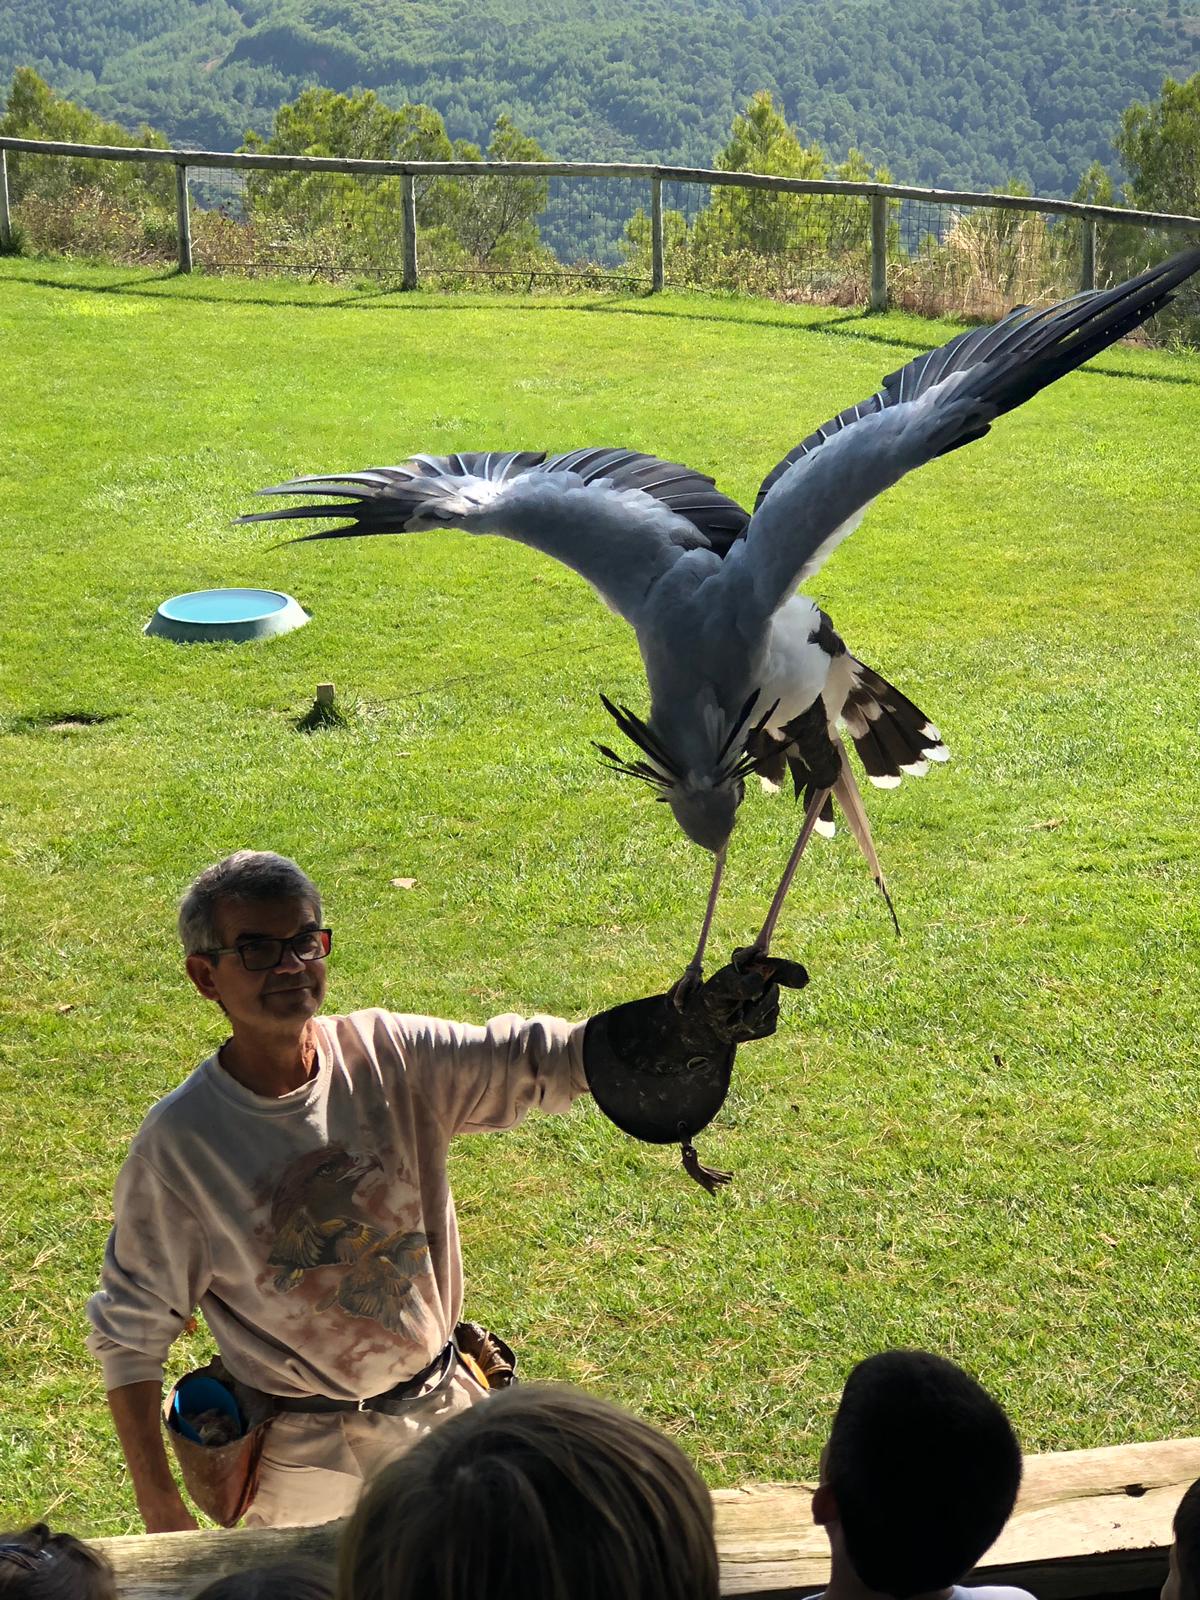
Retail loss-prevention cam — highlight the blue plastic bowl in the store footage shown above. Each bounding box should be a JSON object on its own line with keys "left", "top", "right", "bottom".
{"left": 170, "top": 1374, "right": 244, "bottom": 1444}
{"left": 146, "top": 588, "right": 309, "bottom": 644}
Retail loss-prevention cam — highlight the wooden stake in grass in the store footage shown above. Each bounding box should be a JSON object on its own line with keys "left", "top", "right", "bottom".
{"left": 297, "top": 681, "right": 348, "bottom": 732}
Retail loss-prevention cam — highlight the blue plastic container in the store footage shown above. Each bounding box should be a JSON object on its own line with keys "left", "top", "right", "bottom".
{"left": 169, "top": 1375, "right": 245, "bottom": 1444}
{"left": 146, "top": 588, "right": 308, "bottom": 644}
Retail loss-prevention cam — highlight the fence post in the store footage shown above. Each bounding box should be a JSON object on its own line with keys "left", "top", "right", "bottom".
{"left": 175, "top": 162, "right": 192, "bottom": 274}
{"left": 869, "top": 191, "right": 888, "bottom": 312}
{"left": 1080, "top": 218, "right": 1097, "bottom": 292}
{"left": 401, "top": 173, "right": 418, "bottom": 290}
{"left": 650, "top": 175, "right": 664, "bottom": 292}
{"left": 0, "top": 150, "right": 12, "bottom": 251}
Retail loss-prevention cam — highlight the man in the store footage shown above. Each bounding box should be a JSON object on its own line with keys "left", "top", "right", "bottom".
{"left": 87, "top": 850, "right": 798, "bottom": 1530}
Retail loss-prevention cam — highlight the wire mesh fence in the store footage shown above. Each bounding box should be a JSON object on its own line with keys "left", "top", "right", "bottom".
{"left": 3, "top": 139, "right": 1198, "bottom": 338}
{"left": 642, "top": 180, "right": 874, "bottom": 301}
{"left": 4, "top": 148, "right": 178, "bottom": 264}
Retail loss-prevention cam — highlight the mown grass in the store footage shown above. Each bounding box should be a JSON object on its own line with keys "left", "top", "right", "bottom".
{"left": 2, "top": 257, "right": 1199, "bottom": 1534}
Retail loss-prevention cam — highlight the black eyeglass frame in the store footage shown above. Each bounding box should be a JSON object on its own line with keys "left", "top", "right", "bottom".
{"left": 203, "top": 928, "right": 333, "bottom": 971}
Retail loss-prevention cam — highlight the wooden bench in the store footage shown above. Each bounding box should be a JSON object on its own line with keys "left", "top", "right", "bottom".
{"left": 91, "top": 1437, "right": 1200, "bottom": 1600}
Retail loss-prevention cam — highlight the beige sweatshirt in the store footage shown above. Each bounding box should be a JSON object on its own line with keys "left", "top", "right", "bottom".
{"left": 86, "top": 1008, "right": 588, "bottom": 1399}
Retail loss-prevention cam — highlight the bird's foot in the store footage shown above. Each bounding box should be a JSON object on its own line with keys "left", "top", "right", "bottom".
{"left": 732, "top": 943, "right": 768, "bottom": 974}
{"left": 732, "top": 945, "right": 810, "bottom": 990}
{"left": 681, "top": 1141, "right": 733, "bottom": 1194}
{"left": 670, "top": 963, "right": 704, "bottom": 1011}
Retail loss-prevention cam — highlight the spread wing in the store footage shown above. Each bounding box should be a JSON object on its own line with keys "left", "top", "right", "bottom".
{"left": 238, "top": 448, "right": 748, "bottom": 627}
{"left": 722, "top": 246, "right": 1200, "bottom": 621}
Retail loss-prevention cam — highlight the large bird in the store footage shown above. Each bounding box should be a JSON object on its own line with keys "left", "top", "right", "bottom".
{"left": 241, "top": 248, "right": 1200, "bottom": 991}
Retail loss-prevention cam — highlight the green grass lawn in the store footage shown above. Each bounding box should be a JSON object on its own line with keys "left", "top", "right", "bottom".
{"left": 2, "top": 258, "right": 1199, "bottom": 1535}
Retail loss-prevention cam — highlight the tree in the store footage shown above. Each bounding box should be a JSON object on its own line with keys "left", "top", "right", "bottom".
{"left": 240, "top": 89, "right": 549, "bottom": 277}
{"left": 1109, "top": 74, "right": 1200, "bottom": 335}
{"left": 447, "top": 114, "right": 551, "bottom": 266}
{"left": 242, "top": 87, "right": 462, "bottom": 230}
{"left": 683, "top": 94, "right": 892, "bottom": 295}
{"left": 703, "top": 90, "right": 826, "bottom": 257}
{"left": 1115, "top": 72, "right": 1200, "bottom": 218}
{"left": 0, "top": 68, "right": 171, "bottom": 205}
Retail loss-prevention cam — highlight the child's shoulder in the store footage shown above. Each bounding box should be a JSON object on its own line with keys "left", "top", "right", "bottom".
{"left": 952, "top": 1585, "right": 1038, "bottom": 1600}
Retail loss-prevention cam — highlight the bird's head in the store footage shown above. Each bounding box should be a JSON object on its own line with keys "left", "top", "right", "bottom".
{"left": 595, "top": 691, "right": 768, "bottom": 854}
{"left": 666, "top": 777, "right": 744, "bottom": 852}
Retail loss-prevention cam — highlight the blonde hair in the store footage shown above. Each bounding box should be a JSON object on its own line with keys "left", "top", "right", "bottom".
{"left": 191, "top": 1561, "right": 333, "bottom": 1600}
{"left": 337, "top": 1384, "right": 719, "bottom": 1600}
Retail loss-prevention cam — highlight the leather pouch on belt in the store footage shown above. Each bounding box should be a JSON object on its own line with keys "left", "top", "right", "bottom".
{"left": 163, "top": 1356, "right": 279, "bottom": 1527}
{"left": 455, "top": 1320, "right": 518, "bottom": 1389}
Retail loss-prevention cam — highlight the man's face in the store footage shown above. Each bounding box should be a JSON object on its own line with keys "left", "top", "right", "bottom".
{"left": 185, "top": 896, "right": 328, "bottom": 1034}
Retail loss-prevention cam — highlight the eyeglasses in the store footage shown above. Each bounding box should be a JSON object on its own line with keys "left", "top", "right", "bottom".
{"left": 205, "top": 928, "right": 333, "bottom": 971}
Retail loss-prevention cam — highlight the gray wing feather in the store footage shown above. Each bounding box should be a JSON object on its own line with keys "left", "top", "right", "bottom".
{"left": 731, "top": 245, "right": 1200, "bottom": 619}
{"left": 753, "top": 245, "right": 1200, "bottom": 511}
{"left": 238, "top": 448, "right": 737, "bottom": 625}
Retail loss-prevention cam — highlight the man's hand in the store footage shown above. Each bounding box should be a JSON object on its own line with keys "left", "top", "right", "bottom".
{"left": 140, "top": 1494, "right": 199, "bottom": 1534}
{"left": 108, "top": 1380, "right": 199, "bottom": 1534}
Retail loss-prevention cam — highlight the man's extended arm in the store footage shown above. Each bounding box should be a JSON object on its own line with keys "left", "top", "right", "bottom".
{"left": 107, "top": 1380, "right": 198, "bottom": 1532}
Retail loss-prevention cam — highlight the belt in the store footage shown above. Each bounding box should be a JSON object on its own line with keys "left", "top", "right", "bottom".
{"left": 273, "top": 1340, "right": 457, "bottom": 1415}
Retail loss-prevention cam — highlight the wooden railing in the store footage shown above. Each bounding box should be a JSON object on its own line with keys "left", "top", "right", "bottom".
{"left": 2, "top": 135, "right": 1199, "bottom": 306}
{"left": 87, "top": 1437, "right": 1200, "bottom": 1599}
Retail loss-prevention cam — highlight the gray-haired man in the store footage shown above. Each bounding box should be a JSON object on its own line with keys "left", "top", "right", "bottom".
{"left": 87, "top": 850, "right": 802, "bottom": 1529}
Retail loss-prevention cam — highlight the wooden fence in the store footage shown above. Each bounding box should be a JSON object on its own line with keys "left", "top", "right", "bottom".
{"left": 87, "top": 1436, "right": 1200, "bottom": 1599}
{"left": 2, "top": 134, "right": 1199, "bottom": 308}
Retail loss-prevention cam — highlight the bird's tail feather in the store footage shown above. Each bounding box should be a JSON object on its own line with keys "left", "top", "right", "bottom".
{"left": 839, "top": 658, "right": 950, "bottom": 788}
{"left": 832, "top": 737, "right": 901, "bottom": 935}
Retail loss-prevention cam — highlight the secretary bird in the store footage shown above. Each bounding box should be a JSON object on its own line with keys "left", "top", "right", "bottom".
{"left": 240, "top": 247, "right": 1200, "bottom": 994}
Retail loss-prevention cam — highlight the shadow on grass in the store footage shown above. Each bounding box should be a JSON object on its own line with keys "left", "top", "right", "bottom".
{"left": 12, "top": 269, "right": 1200, "bottom": 385}
{"left": 3, "top": 709, "right": 122, "bottom": 735}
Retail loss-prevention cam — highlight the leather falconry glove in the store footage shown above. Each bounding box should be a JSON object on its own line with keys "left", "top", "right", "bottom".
{"left": 583, "top": 953, "right": 809, "bottom": 1193}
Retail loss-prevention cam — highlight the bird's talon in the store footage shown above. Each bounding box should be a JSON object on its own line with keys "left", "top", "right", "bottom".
{"left": 732, "top": 944, "right": 769, "bottom": 975}
{"left": 671, "top": 969, "right": 703, "bottom": 1010}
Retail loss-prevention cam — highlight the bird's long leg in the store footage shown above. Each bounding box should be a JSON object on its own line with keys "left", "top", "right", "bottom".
{"left": 750, "top": 784, "right": 833, "bottom": 957}
{"left": 830, "top": 737, "right": 901, "bottom": 935}
{"left": 672, "top": 842, "right": 728, "bottom": 1009}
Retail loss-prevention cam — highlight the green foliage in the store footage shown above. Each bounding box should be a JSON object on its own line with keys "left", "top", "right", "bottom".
{"left": 1116, "top": 71, "right": 1200, "bottom": 217}
{"left": 0, "top": 0, "right": 1197, "bottom": 201}
{"left": 238, "top": 87, "right": 553, "bottom": 277}
{"left": 624, "top": 94, "right": 896, "bottom": 302}
{"left": 703, "top": 91, "right": 827, "bottom": 257}
{"left": 451, "top": 114, "right": 551, "bottom": 266}
{"left": 0, "top": 67, "right": 172, "bottom": 206}
{"left": 1098, "top": 73, "right": 1200, "bottom": 335}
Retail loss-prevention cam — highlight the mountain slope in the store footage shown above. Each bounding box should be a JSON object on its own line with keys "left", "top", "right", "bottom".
{"left": 3, "top": 0, "right": 1198, "bottom": 195}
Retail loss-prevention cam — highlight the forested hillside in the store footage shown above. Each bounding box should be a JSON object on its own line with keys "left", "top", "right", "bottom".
{"left": 3, "top": 0, "right": 1198, "bottom": 195}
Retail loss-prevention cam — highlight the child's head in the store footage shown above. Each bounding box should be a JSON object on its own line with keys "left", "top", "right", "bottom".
{"left": 813, "top": 1350, "right": 1023, "bottom": 1599}
{"left": 0, "top": 1526, "right": 116, "bottom": 1600}
{"left": 191, "top": 1561, "right": 334, "bottom": 1600}
{"left": 337, "top": 1382, "right": 720, "bottom": 1600}
{"left": 1163, "top": 1478, "right": 1200, "bottom": 1600}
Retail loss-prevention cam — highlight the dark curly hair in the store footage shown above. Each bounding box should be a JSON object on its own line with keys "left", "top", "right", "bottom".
{"left": 0, "top": 1526, "right": 116, "bottom": 1600}
{"left": 191, "top": 1560, "right": 334, "bottom": 1600}
{"left": 1172, "top": 1478, "right": 1200, "bottom": 1600}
